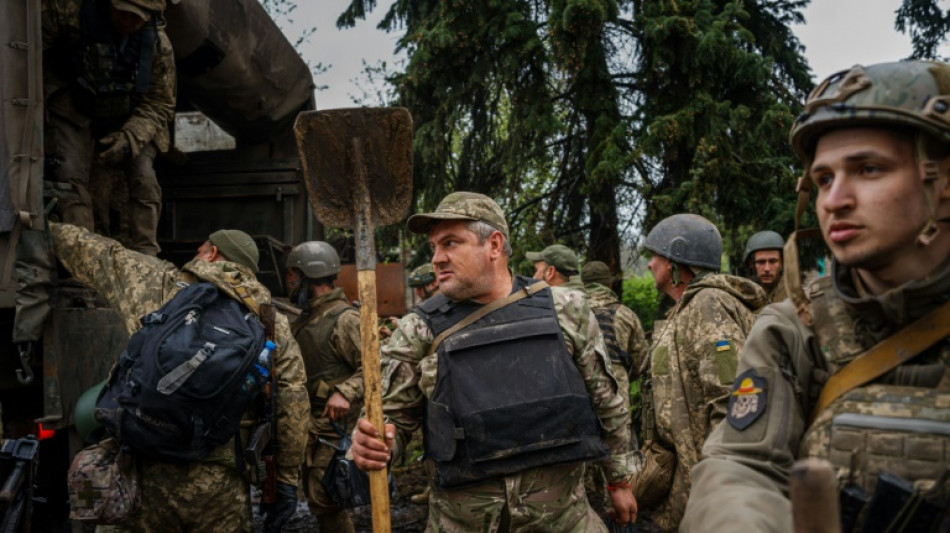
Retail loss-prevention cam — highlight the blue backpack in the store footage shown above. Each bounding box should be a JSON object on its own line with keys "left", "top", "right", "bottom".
{"left": 95, "top": 282, "right": 269, "bottom": 462}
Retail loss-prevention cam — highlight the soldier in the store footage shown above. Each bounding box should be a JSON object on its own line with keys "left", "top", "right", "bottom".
{"left": 407, "top": 263, "right": 439, "bottom": 304}
{"left": 351, "top": 191, "right": 638, "bottom": 531}
{"left": 49, "top": 223, "right": 308, "bottom": 532}
{"left": 527, "top": 243, "right": 585, "bottom": 291}
{"left": 581, "top": 261, "right": 649, "bottom": 421}
{"left": 284, "top": 241, "right": 363, "bottom": 533}
{"left": 681, "top": 61, "right": 950, "bottom": 533}
{"left": 743, "top": 230, "right": 787, "bottom": 303}
{"left": 637, "top": 214, "right": 766, "bottom": 530}
{"left": 42, "top": 0, "right": 175, "bottom": 256}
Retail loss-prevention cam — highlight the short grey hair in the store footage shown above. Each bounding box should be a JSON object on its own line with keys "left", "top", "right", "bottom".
{"left": 467, "top": 220, "right": 512, "bottom": 257}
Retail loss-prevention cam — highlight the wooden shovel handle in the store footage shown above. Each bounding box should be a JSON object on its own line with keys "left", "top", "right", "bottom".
{"left": 358, "top": 269, "right": 392, "bottom": 533}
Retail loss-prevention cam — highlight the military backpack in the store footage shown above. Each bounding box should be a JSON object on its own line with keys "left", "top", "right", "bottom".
{"left": 95, "top": 282, "right": 269, "bottom": 462}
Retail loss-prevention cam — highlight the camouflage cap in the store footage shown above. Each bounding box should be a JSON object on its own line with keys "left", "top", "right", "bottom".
{"left": 526, "top": 244, "right": 579, "bottom": 274}
{"left": 790, "top": 61, "right": 950, "bottom": 159}
{"left": 581, "top": 261, "right": 613, "bottom": 286}
{"left": 209, "top": 229, "right": 259, "bottom": 274}
{"left": 408, "top": 264, "right": 436, "bottom": 287}
{"left": 111, "top": 0, "right": 164, "bottom": 19}
{"left": 407, "top": 192, "right": 509, "bottom": 240}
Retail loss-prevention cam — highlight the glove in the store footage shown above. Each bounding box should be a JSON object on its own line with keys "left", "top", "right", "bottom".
{"left": 261, "top": 482, "right": 297, "bottom": 533}
{"left": 97, "top": 131, "right": 131, "bottom": 167}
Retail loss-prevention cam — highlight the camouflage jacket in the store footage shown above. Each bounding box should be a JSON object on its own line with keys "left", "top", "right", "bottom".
{"left": 681, "top": 260, "right": 950, "bottom": 533}
{"left": 42, "top": 0, "right": 176, "bottom": 153}
{"left": 380, "top": 282, "right": 635, "bottom": 483}
{"left": 585, "top": 282, "right": 649, "bottom": 379}
{"left": 646, "top": 273, "right": 766, "bottom": 529}
{"left": 49, "top": 223, "right": 309, "bottom": 485}
{"left": 292, "top": 287, "right": 363, "bottom": 435}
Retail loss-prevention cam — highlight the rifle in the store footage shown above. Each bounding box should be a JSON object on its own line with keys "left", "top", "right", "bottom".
{"left": 0, "top": 436, "right": 40, "bottom": 532}
{"left": 258, "top": 303, "right": 278, "bottom": 506}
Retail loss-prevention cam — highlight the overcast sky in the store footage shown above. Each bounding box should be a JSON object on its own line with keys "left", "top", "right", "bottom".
{"left": 288, "top": 0, "right": 940, "bottom": 110}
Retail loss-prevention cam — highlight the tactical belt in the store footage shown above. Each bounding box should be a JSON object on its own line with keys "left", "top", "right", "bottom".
{"left": 810, "top": 299, "right": 950, "bottom": 423}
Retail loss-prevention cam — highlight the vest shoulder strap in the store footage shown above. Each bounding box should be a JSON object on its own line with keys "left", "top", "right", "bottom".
{"left": 425, "top": 281, "right": 549, "bottom": 359}
{"left": 810, "top": 299, "right": 950, "bottom": 422}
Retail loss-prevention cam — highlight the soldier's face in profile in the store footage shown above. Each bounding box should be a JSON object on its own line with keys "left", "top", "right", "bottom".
{"left": 194, "top": 241, "right": 216, "bottom": 263}
{"left": 647, "top": 253, "right": 672, "bottom": 293}
{"left": 810, "top": 128, "right": 937, "bottom": 274}
{"left": 428, "top": 220, "right": 496, "bottom": 302}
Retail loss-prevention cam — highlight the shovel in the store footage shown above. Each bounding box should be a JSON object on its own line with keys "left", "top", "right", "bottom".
{"left": 294, "top": 107, "right": 412, "bottom": 533}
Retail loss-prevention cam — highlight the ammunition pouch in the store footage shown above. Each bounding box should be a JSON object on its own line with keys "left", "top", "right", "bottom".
{"left": 802, "top": 384, "right": 950, "bottom": 494}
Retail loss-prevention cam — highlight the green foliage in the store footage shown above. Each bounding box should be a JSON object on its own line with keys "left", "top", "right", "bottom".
{"left": 334, "top": 0, "right": 814, "bottom": 268}
{"left": 896, "top": 0, "right": 950, "bottom": 60}
{"left": 621, "top": 273, "right": 659, "bottom": 334}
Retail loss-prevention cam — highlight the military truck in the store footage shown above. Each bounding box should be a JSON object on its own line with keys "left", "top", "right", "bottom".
{"left": 0, "top": 0, "right": 405, "bottom": 528}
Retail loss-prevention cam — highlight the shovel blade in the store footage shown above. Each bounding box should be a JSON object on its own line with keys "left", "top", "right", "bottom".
{"left": 294, "top": 107, "right": 413, "bottom": 229}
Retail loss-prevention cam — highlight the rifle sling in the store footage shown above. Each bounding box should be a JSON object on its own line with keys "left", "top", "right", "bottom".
{"left": 810, "top": 299, "right": 950, "bottom": 423}
{"left": 425, "top": 280, "right": 548, "bottom": 359}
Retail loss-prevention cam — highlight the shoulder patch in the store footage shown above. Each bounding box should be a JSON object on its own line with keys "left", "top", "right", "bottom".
{"left": 727, "top": 369, "right": 767, "bottom": 430}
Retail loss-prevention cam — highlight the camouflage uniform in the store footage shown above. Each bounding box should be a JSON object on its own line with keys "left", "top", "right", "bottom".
{"left": 681, "top": 261, "right": 950, "bottom": 533}
{"left": 644, "top": 273, "right": 765, "bottom": 530}
{"left": 762, "top": 275, "right": 787, "bottom": 304}
{"left": 50, "top": 223, "right": 308, "bottom": 532}
{"left": 560, "top": 274, "right": 586, "bottom": 294}
{"left": 292, "top": 287, "right": 363, "bottom": 533}
{"left": 42, "top": 0, "right": 175, "bottom": 255}
{"left": 585, "top": 282, "right": 649, "bottom": 418}
{"left": 381, "top": 284, "right": 634, "bottom": 533}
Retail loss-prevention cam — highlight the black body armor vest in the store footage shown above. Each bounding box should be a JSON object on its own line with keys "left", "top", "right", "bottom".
{"left": 415, "top": 276, "right": 608, "bottom": 488}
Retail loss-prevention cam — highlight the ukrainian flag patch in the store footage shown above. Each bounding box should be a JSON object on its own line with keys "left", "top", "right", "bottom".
{"left": 716, "top": 340, "right": 731, "bottom": 352}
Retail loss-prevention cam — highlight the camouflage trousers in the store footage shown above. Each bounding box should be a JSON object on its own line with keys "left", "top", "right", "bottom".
{"left": 304, "top": 434, "right": 355, "bottom": 533}
{"left": 426, "top": 461, "right": 607, "bottom": 533}
{"left": 46, "top": 111, "right": 162, "bottom": 255}
{"left": 104, "top": 460, "right": 252, "bottom": 533}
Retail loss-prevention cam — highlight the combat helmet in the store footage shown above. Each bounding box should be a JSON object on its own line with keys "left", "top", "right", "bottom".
{"left": 643, "top": 214, "right": 722, "bottom": 271}
{"left": 790, "top": 61, "right": 950, "bottom": 159}
{"left": 408, "top": 264, "right": 435, "bottom": 287}
{"left": 790, "top": 61, "right": 950, "bottom": 246}
{"left": 287, "top": 241, "right": 341, "bottom": 279}
{"left": 743, "top": 231, "right": 785, "bottom": 264}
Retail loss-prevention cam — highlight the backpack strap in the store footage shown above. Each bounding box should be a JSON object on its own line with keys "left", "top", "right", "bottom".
{"left": 425, "top": 280, "right": 548, "bottom": 359}
{"left": 810, "top": 299, "right": 950, "bottom": 423}
{"left": 225, "top": 272, "right": 261, "bottom": 317}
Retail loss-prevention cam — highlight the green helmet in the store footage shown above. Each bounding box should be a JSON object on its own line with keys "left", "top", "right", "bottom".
{"left": 75, "top": 379, "right": 108, "bottom": 441}
{"left": 790, "top": 61, "right": 950, "bottom": 160}
{"left": 743, "top": 231, "right": 784, "bottom": 264}
{"left": 287, "top": 241, "right": 341, "bottom": 279}
{"left": 644, "top": 214, "right": 722, "bottom": 271}
{"left": 408, "top": 264, "right": 435, "bottom": 287}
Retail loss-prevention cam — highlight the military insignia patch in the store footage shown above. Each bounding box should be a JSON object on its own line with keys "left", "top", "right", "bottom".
{"left": 727, "top": 369, "right": 767, "bottom": 430}
{"left": 715, "top": 340, "right": 731, "bottom": 352}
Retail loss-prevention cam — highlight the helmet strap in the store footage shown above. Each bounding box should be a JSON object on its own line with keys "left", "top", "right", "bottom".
{"left": 914, "top": 133, "right": 945, "bottom": 247}
{"left": 670, "top": 262, "right": 683, "bottom": 287}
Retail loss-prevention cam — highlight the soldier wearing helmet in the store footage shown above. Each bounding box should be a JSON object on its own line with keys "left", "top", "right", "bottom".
{"left": 285, "top": 241, "right": 363, "bottom": 532}
{"left": 407, "top": 263, "right": 439, "bottom": 304}
{"left": 743, "top": 230, "right": 788, "bottom": 303}
{"left": 43, "top": 0, "right": 175, "bottom": 256}
{"left": 683, "top": 61, "right": 950, "bottom": 533}
{"left": 636, "top": 214, "right": 766, "bottom": 530}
